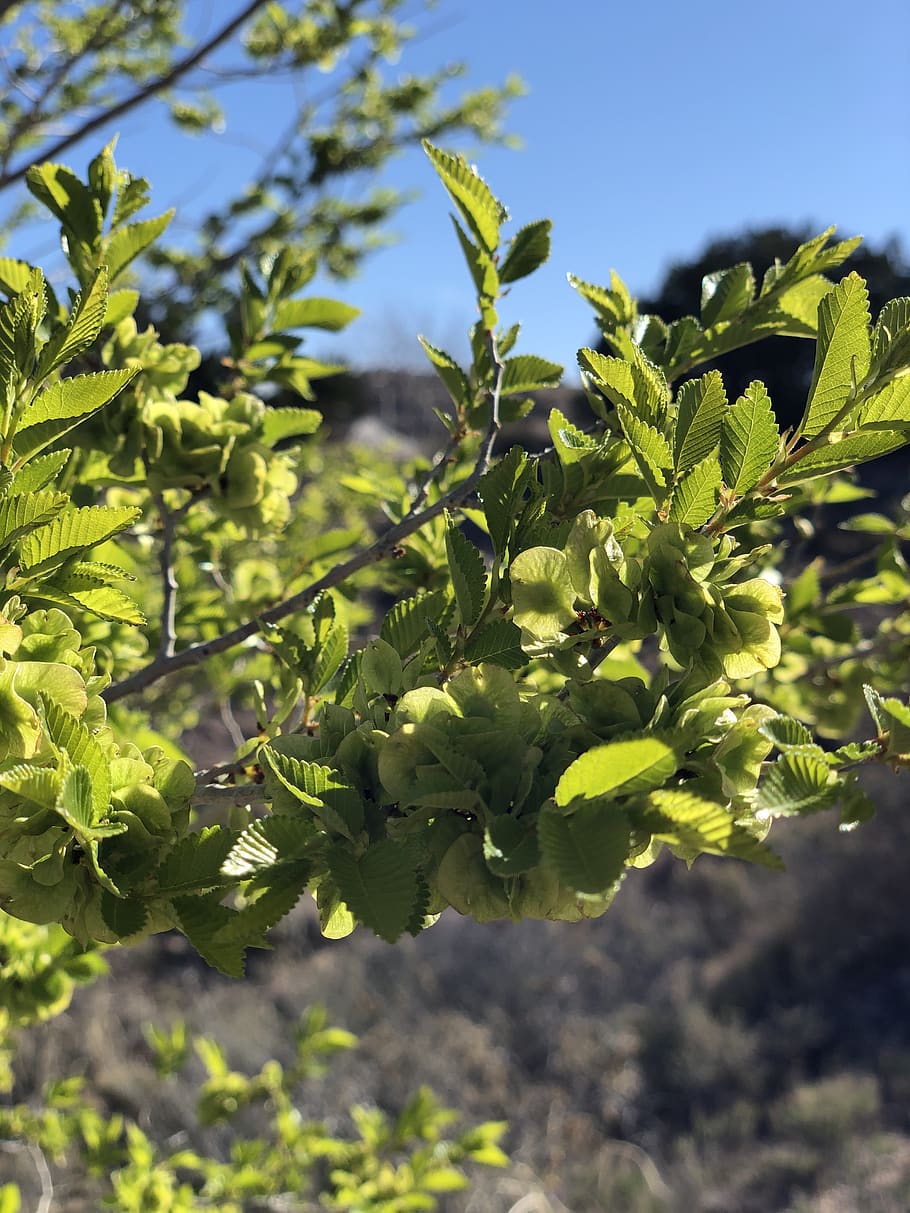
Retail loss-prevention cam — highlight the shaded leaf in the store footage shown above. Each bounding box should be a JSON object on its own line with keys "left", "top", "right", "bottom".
{"left": 446, "top": 521, "right": 486, "bottom": 626}
{"left": 329, "top": 839, "right": 420, "bottom": 942}
{"left": 499, "top": 219, "right": 551, "bottom": 284}
{"left": 538, "top": 801, "right": 630, "bottom": 892}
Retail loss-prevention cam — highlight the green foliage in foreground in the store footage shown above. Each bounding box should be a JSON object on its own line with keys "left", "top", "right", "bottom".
{"left": 0, "top": 985, "right": 505, "bottom": 1211}
{"left": 0, "top": 138, "right": 908, "bottom": 1000}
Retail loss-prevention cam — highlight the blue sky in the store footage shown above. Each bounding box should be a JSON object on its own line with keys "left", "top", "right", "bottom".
{"left": 11, "top": 0, "right": 910, "bottom": 380}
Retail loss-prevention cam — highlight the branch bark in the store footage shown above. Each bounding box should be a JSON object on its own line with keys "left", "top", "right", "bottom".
{"left": 0, "top": 0, "right": 269, "bottom": 193}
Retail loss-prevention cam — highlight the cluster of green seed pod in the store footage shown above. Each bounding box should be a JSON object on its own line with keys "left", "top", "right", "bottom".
{"left": 0, "top": 605, "right": 195, "bottom": 946}
{"left": 641, "top": 524, "right": 784, "bottom": 679}
{"left": 508, "top": 513, "right": 784, "bottom": 683}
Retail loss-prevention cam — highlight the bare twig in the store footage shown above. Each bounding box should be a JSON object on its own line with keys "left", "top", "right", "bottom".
{"left": 193, "top": 780, "right": 268, "bottom": 808}
{"left": 0, "top": 1140, "right": 54, "bottom": 1213}
{"left": 153, "top": 491, "right": 179, "bottom": 659}
{"left": 104, "top": 344, "right": 506, "bottom": 705}
{"left": 404, "top": 430, "right": 463, "bottom": 519}
{"left": 0, "top": 0, "right": 269, "bottom": 193}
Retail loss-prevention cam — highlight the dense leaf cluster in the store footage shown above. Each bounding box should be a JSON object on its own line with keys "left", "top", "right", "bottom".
{"left": 0, "top": 140, "right": 907, "bottom": 997}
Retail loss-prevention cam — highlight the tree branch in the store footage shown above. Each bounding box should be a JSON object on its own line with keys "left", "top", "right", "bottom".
{"left": 103, "top": 348, "right": 505, "bottom": 704}
{"left": 0, "top": 0, "right": 269, "bottom": 193}
{"left": 0, "top": 0, "right": 134, "bottom": 174}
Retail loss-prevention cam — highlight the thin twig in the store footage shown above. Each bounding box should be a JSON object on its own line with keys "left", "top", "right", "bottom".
{"left": 405, "top": 429, "right": 463, "bottom": 519}
{"left": 219, "top": 699, "right": 248, "bottom": 751}
{"left": 104, "top": 342, "right": 506, "bottom": 705}
{"left": 153, "top": 491, "right": 179, "bottom": 659}
{"left": 0, "top": 0, "right": 269, "bottom": 193}
{"left": 0, "top": 1141, "right": 54, "bottom": 1213}
{"left": 193, "top": 781, "right": 268, "bottom": 807}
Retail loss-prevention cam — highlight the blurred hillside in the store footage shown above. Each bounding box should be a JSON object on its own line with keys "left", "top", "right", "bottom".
{"left": 15, "top": 764, "right": 910, "bottom": 1212}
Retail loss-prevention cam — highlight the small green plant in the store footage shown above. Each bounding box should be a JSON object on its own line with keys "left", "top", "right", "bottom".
{"left": 0, "top": 1002, "right": 507, "bottom": 1211}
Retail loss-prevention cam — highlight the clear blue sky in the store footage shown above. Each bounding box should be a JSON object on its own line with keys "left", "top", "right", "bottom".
{"left": 12, "top": 0, "right": 910, "bottom": 380}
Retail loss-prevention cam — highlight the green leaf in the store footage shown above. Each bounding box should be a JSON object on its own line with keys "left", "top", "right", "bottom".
{"left": 674, "top": 370, "right": 727, "bottom": 470}
{"left": 778, "top": 430, "right": 908, "bottom": 482}
{"left": 556, "top": 736, "right": 677, "bottom": 805}
{"left": 273, "top": 297, "right": 360, "bottom": 331}
{"left": 381, "top": 591, "right": 447, "bottom": 657}
{"left": 643, "top": 789, "right": 783, "bottom": 867}
{"left": 156, "top": 828, "right": 236, "bottom": 894}
{"left": 762, "top": 228, "right": 862, "bottom": 297}
{"left": 499, "top": 219, "right": 551, "bottom": 284}
{"left": 26, "top": 163, "right": 102, "bottom": 245}
{"left": 423, "top": 141, "right": 508, "bottom": 253}
{"left": 801, "top": 272, "right": 871, "bottom": 438}
{"left": 55, "top": 764, "right": 97, "bottom": 831}
{"left": 360, "top": 637, "right": 403, "bottom": 697}
{"left": 700, "top": 263, "right": 755, "bottom": 328}
{"left": 14, "top": 661, "right": 87, "bottom": 718}
{"left": 103, "top": 211, "right": 174, "bottom": 281}
{"left": 7, "top": 450, "right": 71, "bottom": 495}
{"left": 857, "top": 375, "right": 910, "bottom": 429}
{"left": 171, "top": 893, "right": 251, "bottom": 977}
{"left": 15, "top": 369, "right": 136, "bottom": 460}
{"left": 547, "top": 407, "right": 596, "bottom": 465}
{"left": 757, "top": 752, "right": 838, "bottom": 816}
{"left": 213, "top": 866, "right": 310, "bottom": 944}
{"left": 668, "top": 455, "right": 721, "bottom": 527}
{"left": 478, "top": 446, "right": 529, "bottom": 561}
{"left": 569, "top": 271, "right": 635, "bottom": 330}
{"left": 18, "top": 505, "right": 140, "bottom": 572}
{"left": 309, "top": 620, "right": 348, "bottom": 694}
{"left": 870, "top": 296, "right": 910, "bottom": 376}
{"left": 484, "top": 814, "right": 539, "bottom": 876}
{"left": 221, "top": 816, "right": 312, "bottom": 878}
{"left": 42, "top": 697, "right": 110, "bottom": 817}
{"left": 538, "top": 801, "right": 630, "bottom": 892}
{"left": 501, "top": 355, "right": 563, "bottom": 396}
{"left": 0, "top": 257, "right": 33, "bottom": 296}
{"left": 0, "top": 491, "right": 68, "bottom": 549}
{"left": 614, "top": 403, "right": 673, "bottom": 492}
{"left": 580, "top": 347, "right": 668, "bottom": 424}
{"left": 463, "top": 619, "right": 526, "bottom": 669}
{"left": 34, "top": 584, "right": 146, "bottom": 625}
{"left": 262, "top": 748, "right": 363, "bottom": 840}
{"left": 759, "top": 716, "right": 814, "bottom": 749}
{"left": 449, "top": 215, "right": 499, "bottom": 300}
{"left": 772, "top": 277, "right": 833, "bottom": 336}
{"left": 34, "top": 267, "right": 109, "bottom": 378}
{"left": 100, "top": 892, "right": 148, "bottom": 939}
{"left": 0, "top": 762, "right": 61, "bottom": 808}
{"left": 720, "top": 381, "right": 780, "bottom": 494}
{"left": 418, "top": 337, "right": 471, "bottom": 410}
{"left": 260, "top": 407, "right": 321, "bottom": 446}
{"left": 104, "top": 288, "right": 139, "bottom": 327}
{"left": 445, "top": 521, "right": 486, "bottom": 626}
{"left": 328, "top": 839, "right": 420, "bottom": 942}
